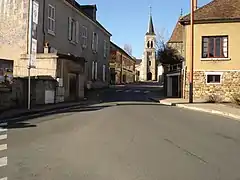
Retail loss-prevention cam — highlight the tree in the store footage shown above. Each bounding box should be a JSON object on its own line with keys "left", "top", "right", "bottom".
{"left": 157, "top": 44, "right": 183, "bottom": 65}
{"left": 123, "top": 44, "right": 132, "bottom": 55}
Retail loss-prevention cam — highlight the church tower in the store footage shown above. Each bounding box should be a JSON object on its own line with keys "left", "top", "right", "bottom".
{"left": 140, "top": 7, "right": 157, "bottom": 81}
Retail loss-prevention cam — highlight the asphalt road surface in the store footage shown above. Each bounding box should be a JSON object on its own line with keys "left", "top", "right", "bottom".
{"left": 2, "top": 82, "right": 240, "bottom": 180}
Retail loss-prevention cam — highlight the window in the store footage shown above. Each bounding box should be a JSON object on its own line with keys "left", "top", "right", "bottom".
{"left": 104, "top": 40, "right": 108, "bottom": 58}
{"left": 48, "top": 4, "right": 55, "bottom": 35}
{"left": 68, "top": 17, "right": 79, "bottom": 44}
{"left": 102, "top": 65, "right": 106, "bottom": 82}
{"left": 205, "top": 72, "right": 222, "bottom": 84}
{"left": 149, "top": 61, "right": 151, "bottom": 66}
{"left": 82, "top": 25, "right": 87, "bottom": 48}
{"left": 92, "top": 32, "right": 98, "bottom": 52}
{"left": 202, "top": 36, "right": 228, "bottom": 58}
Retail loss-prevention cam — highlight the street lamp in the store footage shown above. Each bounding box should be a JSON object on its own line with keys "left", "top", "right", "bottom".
{"left": 189, "top": 0, "right": 195, "bottom": 103}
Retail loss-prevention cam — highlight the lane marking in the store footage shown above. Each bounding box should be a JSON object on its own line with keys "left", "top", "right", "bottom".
{"left": 144, "top": 91, "right": 150, "bottom": 94}
{"left": 0, "top": 177, "right": 8, "bottom": 180}
{"left": 125, "top": 90, "right": 131, "bottom": 92}
{"left": 0, "top": 157, "right": 7, "bottom": 167}
{"left": 0, "top": 123, "right": 7, "bottom": 127}
{"left": 0, "top": 129, "right": 7, "bottom": 133}
{"left": 0, "top": 144, "right": 7, "bottom": 151}
{"left": 116, "top": 90, "right": 122, "bottom": 92}
{"left": 0, "top": 135, "right": 7, "bottom": 141}
{"left": 134, "top": 90, "right": 140, "bottom": 93}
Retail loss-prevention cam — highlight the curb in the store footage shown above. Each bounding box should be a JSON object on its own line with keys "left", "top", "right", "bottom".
{"left": 176, "top": 104, "right": 240, "bottom": 120}
{"left": 0, "top": 102, "right": 89, "bottom": 122}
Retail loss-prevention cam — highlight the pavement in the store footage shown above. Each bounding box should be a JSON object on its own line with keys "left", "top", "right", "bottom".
{"left": 152, "top": 98, "right": 240, "bottom": 121}
{"left": 1, "top": 82, "right": 240, "bottom": 179}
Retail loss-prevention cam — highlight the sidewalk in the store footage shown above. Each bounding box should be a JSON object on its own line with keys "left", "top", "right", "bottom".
{"left": 0, "top": 88, "right": 105, "bottom": 122}
{"left": 151, "top": 97, "right": 240, "bottom": 121}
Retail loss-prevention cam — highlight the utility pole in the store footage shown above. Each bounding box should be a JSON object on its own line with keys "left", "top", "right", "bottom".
{"left": 28, "top": 0, "right": 33, "bottom": 110}
{"left": 189, "top": 0, "right": 194, "bottom": 103}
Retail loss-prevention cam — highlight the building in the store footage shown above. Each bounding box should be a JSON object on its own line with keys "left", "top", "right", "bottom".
{"left": 0, "top": 0, "right": 111, "bottom": 103}
{"left": 168, "top": 0, "right": 240, "bottom": 101}
{"left": 138, "top": 10, "right": 157, "bottom": 81}
{"left": 109, "top": 42, "right": 136, "bottom": 84}
{"left": 135, "top": 59, "right": 142, "bottom": 82}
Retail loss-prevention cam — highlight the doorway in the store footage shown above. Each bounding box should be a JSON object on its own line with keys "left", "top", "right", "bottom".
{"left": 147, "top": 72, "right": 152, "bottom": 80}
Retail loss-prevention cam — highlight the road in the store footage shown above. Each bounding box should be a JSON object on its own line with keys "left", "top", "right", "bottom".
{"left": 2, "top": 82, "right": 240, "bottom": 180}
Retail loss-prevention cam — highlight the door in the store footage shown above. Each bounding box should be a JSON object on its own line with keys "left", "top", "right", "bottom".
{"left": 171, "top": 76, "right": 179, "bottom": 97}
{"left": 68, "top": 73, "right": 77, "bottom": 101}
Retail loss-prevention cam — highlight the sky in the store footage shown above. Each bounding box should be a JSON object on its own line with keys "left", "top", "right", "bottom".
{"left": 78, "top": 0, "right": 212, "bottom": 58}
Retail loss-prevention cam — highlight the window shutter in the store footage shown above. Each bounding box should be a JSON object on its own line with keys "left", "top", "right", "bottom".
{"left": 76, "top": 21, "right": 79, "bottom": 43}
{"left": 96, "top": 34, "right": 98, "bottom": 52}
{"left": 92, "top": 32, "right": 95, "bottom": 50}
{"left": 95, "top": 62, "right": 98, "bottom": 80}
{"left": 68, "top": 17, "right": 72, "bottom": 40}
{"left": 92, "top": 61, "right": 95, "bottom": 80}
{"left": 223, "top": 37, "right": 228, "bottom": 57}
{"left": 103, "top": 65, "right": 106, "bottom": 82}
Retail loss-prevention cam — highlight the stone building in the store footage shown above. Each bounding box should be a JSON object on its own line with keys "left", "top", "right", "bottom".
{"left": 109, "top": 42, "right": 136, "bottom": 84}
{"left": 138, "top": 10, "right": 157, "bottom": 81}
{"left": 171, "top": 0, "right": 240, "bottom": 101}
{"left": 0, "top": 0, "right": 111, "bottom": 104}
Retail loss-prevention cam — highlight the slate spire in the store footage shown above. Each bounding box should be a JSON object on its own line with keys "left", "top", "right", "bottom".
{"left": 147, "top": 6, "right": 155, "bottom": 35}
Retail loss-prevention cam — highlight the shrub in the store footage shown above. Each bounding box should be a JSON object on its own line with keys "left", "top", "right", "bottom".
{"left": 206, "top": 94, "right": 221, "bottom": 103}
{"left": 232, "top": 93, "right": 240, "bottom": 105}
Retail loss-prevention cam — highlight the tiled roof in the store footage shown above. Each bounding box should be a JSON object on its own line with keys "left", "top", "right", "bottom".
{"left": 135, "top": 59, "right": 142, "bottom": 65}
{"left": 180, "top": 0, "right": 240, "bottom": 24}
{"left": 168, "top": 19, "right": 184, "bottom": 43}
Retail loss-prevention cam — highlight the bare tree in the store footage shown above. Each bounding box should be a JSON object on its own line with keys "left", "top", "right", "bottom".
{"left": 123, "top": 44, "right": 132, "bottom": 55}
{"left": 155, "top": 27, "right": 169, "bottom": 51}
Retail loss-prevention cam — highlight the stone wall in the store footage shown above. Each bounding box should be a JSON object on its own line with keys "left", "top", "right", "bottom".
{"left": 184, "top": 71, "right": 240, "bottom": 101}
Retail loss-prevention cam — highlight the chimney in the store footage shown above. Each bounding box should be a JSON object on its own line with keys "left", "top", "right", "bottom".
{"left": 194, "top": 0, "right": 198, "bottom": 11}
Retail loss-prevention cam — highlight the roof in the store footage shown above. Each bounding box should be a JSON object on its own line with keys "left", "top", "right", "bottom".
{"left": 168, "top": 19, "right": 184, "bottom": 43}
{"left": 110, "top": 42, "right": 136, "bottom": 62}
{"left": 146, "top": 15, "right": 155, "bottom": 35}
{"left": 180, "top": 0, "right": 240, "bottom": 24}
{"left": 135, "top": 59, "right": 142, "bottom": 65}
{"left": 65, "top": 0, "right": 111, "bottom": 36}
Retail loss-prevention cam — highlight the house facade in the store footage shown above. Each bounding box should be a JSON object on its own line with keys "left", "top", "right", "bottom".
{"left": 179, "top": 0, "right": 240, "bottom": 101}
{"left": 109, "top": 42, "right": 136, "bottom": 84}
{"left": 0, "top": 0, "right": 111, "bottom": 103}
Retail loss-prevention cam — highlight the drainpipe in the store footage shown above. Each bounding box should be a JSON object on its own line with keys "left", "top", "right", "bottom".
{"left": 42, "top": 0, "right": 46, "bottom": 47}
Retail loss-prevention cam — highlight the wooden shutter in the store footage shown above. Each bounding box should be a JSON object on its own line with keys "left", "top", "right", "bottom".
{"left": 68, "top": 17, "right": 72, "bottom": 40}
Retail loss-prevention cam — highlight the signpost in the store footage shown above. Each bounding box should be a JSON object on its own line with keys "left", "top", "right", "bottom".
{"left": 28, "top": 0, "right": 39, "bottom": 110}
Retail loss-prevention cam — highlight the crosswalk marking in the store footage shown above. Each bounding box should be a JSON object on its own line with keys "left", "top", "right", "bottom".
{"left": 0, "top": 144, "right": 7, "bottom": 151}
{"left": 0, "top": 157, "right": 7, "bottom": 168}
{"left": 0, "top": 135, "right": 7, "bottom": 141}
{"left": 0, "top": 129, "right": 7, "bottom": 133}
{"left": 134, "top": 90, "right": 140, "bottom": 93}
{"left": 0, "top": 177, "right": 8, "bottom": 180}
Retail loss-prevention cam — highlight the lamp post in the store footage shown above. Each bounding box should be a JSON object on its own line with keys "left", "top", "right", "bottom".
{"left": 27, "top": 0, "right": 33, "bottom": 110}
{"left": 189, "top": 0, "right": 195, "bottom": 103}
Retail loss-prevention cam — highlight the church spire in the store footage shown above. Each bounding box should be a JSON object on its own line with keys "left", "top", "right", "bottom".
{"left": 147, "top": 5, "right": 155, "bottom": 35}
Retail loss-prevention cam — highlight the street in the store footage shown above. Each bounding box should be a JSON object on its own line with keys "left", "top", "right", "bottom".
{"left": 3, "top": 83, "right": 240, "bottom": 180}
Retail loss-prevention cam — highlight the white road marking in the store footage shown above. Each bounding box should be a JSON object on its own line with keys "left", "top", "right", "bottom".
{"left": 134, "top": 90, "right": 140, "bottom": 93}
{"left": 0, "top": 177, "right": 8, "bottom": 180}
{"left": 0, "top": 144, "right": 7, "bottom": 151}
{"left": 0, "top": 123, "right": 7, "bottom": 127}
{"left": 144, "top": 91, "right": 150, "bottom": 94}
{"left": 125, "top": 90, "right": 131, "bottom": 92}
{"left": 0, "top": 135, "right": 7, "bottom": 141}
{"left": 0, "top": 129, "right": 7, "bottom": 133}
{"left": 0, "top": 157, "right": 7, "bottom": 167}
{"left": 116, "top": 90, "right": 122, "bottom": 92}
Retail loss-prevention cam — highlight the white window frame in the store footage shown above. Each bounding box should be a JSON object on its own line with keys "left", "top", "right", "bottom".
{"left": 48, "top": 4, "right": 55, "bottom": 35}
{"left": 68, "top": 17, "right": 79, "bottom": 44}
{"left": 82, "top": 25, "right": 87, "bottom": 48}
{"left": 205, "top": 72, "right": 223, "bottom": 85}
